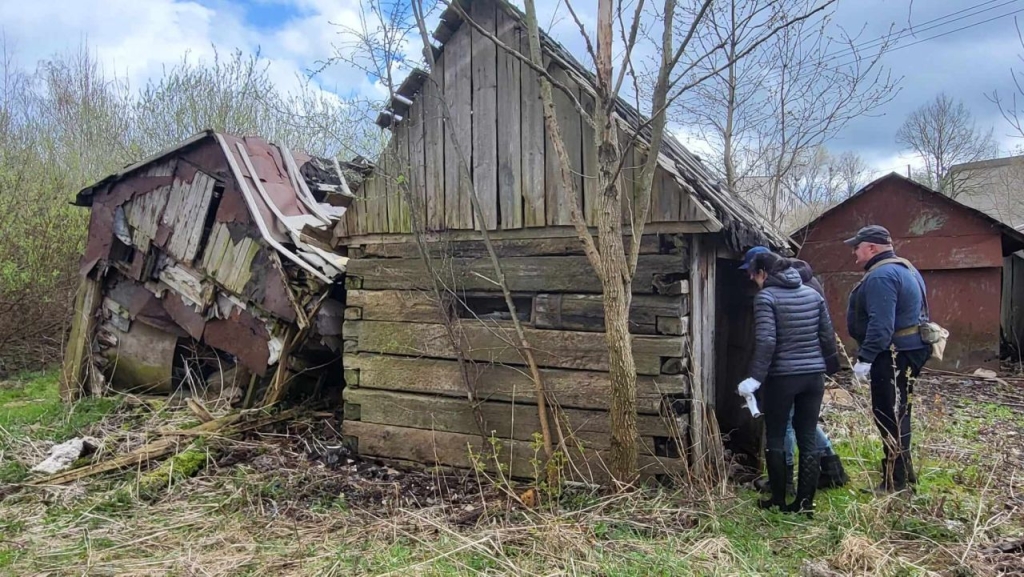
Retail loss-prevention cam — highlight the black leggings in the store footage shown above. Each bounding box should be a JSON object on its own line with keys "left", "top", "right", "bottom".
{"left": 762, "top": 373, "right": 825, "bottom": 457}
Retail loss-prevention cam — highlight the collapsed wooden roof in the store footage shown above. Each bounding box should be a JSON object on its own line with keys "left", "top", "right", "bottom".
{"left": 376, "top": 0, "right": 790, "bottom": 251}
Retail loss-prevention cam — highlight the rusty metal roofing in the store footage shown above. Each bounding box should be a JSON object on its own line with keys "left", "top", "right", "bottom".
{"left": 792, "top": 172, "right": 1024, "bottom": 255}
{"left": 376, "top": 0, "right": 790, "bottom": 251}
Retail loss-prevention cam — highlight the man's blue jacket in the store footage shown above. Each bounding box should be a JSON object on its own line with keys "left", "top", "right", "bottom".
{"left": 846, "top": 251, "right": 929, "bottom": 363}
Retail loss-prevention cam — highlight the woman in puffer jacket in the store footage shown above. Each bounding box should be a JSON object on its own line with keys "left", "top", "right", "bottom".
{"left": 737, "top": 250, "right": 837, "bottom": 515}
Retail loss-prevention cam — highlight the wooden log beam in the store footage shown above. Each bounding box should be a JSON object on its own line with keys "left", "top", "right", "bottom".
{"left": 344, "top": 320, "right": 687, "bottom": 375}
{"left": 354, "top": 234, "right": 660, "bottom": 259}
{"left": 344, "top": 354, "right": 689, "bottom": 412}
{"left": 345, "top": 253, "right": 687, "bottom": 294}
{"left": 342, "top": 420, "right": 685, "bottom": 483}
{"left": 343, "top": 388, "right": 676, "bottom": 452}
{"left": 532, "top": 293, "right": 688, "bottom": 334}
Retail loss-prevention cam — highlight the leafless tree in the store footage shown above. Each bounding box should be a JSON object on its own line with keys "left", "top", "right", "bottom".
{"left": 896, "top": 93, "right": 998, "bottom": 198}
{"left": 673, "top": 0, "right": 898, "bottom": 227}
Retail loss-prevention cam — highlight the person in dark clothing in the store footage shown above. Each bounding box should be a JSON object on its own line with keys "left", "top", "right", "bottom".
{"left": 738, "top": 250, "right": 837, "bottom": 514}
{"left": 844, "top": 225, "right": 930, "bottom": 493}
{"left": 743, "top": 248, "right": 848, "bottom": 494}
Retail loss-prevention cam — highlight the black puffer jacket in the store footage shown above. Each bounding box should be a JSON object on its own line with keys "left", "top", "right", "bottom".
{"left": 747, "top": 266, "right": 837, "bottom": 383}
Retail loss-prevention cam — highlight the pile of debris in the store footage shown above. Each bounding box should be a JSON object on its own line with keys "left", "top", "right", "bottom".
{"left": 61, "top": 131, "right": 355, "bottom": 408}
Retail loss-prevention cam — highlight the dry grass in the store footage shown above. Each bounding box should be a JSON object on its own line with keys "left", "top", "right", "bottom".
{"left": 1, "top": 370, "right": 1023, "bottom": 576}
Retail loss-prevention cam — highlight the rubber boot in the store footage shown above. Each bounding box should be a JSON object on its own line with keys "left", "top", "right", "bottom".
{"left": 787, "top": 452, "right": 821, "bottom": 517}
{"left": 757, "top": 450, "right": 789, "bottom": 510}
{"left": 818, "top": 454, "right": 849, "bottom": 489}
{"left": 756, "top": 465, "right": 795, "bottom": 495}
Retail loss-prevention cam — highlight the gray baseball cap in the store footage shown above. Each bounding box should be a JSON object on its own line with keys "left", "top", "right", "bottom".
{"left": 843, "top": 225, "right": 892, "bottom": 246}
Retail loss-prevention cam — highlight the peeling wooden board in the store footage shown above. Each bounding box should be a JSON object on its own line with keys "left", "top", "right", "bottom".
{"left": 158, "top": 264, "right": 213, "bottom": 309}
{"left": 123, "top": 185, "right": 172, "bottom": 253}
{"left": 343, "top": 388, "right": 676, "bottom": 450}
{"left": 345, "top": 253, "right": 688, "bottom": 294}
{"left": 200, "top": 222, "right": 260, "bottom": 294}
{"left": 343, "top": 421, "right": 684, "bottom": 482}
{"left": 344, "top": 354, "right": 689, "bottom": 413}
{"left": 344, "top": 320, "right": 687, "bottom": 375}
{"left": 164, "top": 171, "right": 217, "bottom": 263}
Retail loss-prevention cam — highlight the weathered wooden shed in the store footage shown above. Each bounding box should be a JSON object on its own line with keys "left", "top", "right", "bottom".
{"left": 63, "top": 130, "right": 353, "bottom": 405}
{"left": 332, "top": 0, "right": 788, "bottom": 482}
{"left": 792, "top": 173, "right": 1024, "bottom": 370}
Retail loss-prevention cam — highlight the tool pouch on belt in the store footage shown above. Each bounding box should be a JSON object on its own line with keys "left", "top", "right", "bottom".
{"left": 867, "top": 257, "right": 949, "bottom": 362}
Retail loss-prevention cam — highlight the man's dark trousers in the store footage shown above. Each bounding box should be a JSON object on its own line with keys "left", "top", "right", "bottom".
{"left": 869, "top": 347, "right": 930, "bottom": 489}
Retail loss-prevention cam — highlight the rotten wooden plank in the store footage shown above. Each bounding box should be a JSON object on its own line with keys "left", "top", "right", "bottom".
{"left": 407, "top": 91, "right": 427, "bottom": 233}
{"left": 471, "top": 0, "right": 499, "bottom": 231}
{"left": 344, "top": 320, "right": 687, "bottom": 375}
{"left": 344, "top": 353, "right": 689, "bottom": 413}
{"left": 60, "top": 276, "right": 103, "bottom": 402}
{"left": 343, "top": 421, "right": 684, "bottom": 483}
{"left": 344, "top": 253, "right": 688, "bottom": 294}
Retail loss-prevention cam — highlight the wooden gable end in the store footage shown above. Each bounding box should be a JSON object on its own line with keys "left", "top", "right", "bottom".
{"left": 342, "top": 0, "right": 708, "bottom": 238}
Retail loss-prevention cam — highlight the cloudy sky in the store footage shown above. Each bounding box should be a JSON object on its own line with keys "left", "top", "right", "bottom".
{"left": 2, "top": 0, "right": 1023, "bottom": 174}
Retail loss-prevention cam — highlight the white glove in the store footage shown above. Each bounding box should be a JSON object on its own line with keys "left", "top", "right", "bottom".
{"left": 737, "top": 378, "right": 761, "bottom": 395}
{"left": 852, "top": 361, "right": 871, "bottom": 382}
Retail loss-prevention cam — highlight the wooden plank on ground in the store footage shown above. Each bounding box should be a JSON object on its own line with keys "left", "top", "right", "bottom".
{"left": 520, "top": 31, "right": 546, "bottom": 227}
{"left": 444, "top": 27, "right": 474, "bottom": 229}
{"left": 344, "top": 253, "right": 688, "bottom": 294}
{"left": 532, "top": 293, "right": 688, "bottom": 334}
{"left": 496, "top": 8, "right": 523, "bottom": 230}
{"left": 471, "top": 0, "right": 498, "bottom": 231}
{"left": 344, "top": 320, "right": 686, "bottom": 375}
{"left": 423, "top": 55, "right": 446, "bottom": 231}
{"left": 357, "top": 234, "right": 660, "bottom": 259}
{"left": 545, "top": 64, "right": 582, "bottom": 226}
{"left": 343, "top": 388, "right": 675, "bottom": 451}
{"left": 343, "top": 421, "right": 683, "bottom": 483}
{"left": 344, "top": 354, "right": 688, "bottom": 413}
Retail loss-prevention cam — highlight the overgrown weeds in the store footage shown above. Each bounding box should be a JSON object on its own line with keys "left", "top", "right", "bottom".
{"left": 0, "top": 369, "right": 1021, "bottom": 576}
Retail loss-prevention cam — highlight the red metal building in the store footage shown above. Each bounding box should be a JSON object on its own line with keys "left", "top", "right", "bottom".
{"left": 793, "top": 173, "right": 1024, "bottom": 370}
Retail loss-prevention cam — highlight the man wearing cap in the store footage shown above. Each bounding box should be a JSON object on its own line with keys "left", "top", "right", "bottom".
{"left": 740, "top": 247, "right": 848, "bottom": 494}
{"left": 844, "top": 225, "right": 931, "bottom": 493}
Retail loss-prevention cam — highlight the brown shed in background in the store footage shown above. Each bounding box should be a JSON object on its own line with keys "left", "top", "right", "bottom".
{"left": 792, "top": 173, "right": 1024, "bottom": 370}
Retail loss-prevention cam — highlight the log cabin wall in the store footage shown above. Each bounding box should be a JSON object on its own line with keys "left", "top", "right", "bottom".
{"left": 340, "top": 234, "right": 696, "bottom": 482}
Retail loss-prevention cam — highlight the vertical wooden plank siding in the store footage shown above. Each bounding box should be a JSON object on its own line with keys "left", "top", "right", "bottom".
{"left": 471, "top": 0, "right": 499, "bottom": 231}
{"left": 496, "top": 9, "right": 523, "bottom": 230}
{"left": 387, "top": 123, "right": 407, "bottom": 233}
{"left": 363, "top": 167, "right": 382, "bottom": 233}
{"left": 444, "top": 28, "right": 474, "bottom": 229}
{"left": 423, "top": 53, "right": 446, "bottom": 231}
{"left": 652, "top": 166, "right": 681, "bottom": 223}
{"left": 581, "top": 91, "right": 598, "bottom": 226}
{"left": 545, "top": 65, "right": 582, "bottom": 226}
{"left": 520, "top": 32, "right": 546, "bottom": 227}
{"left": 407, "top": 94, "right": 427, "bottom": 233}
